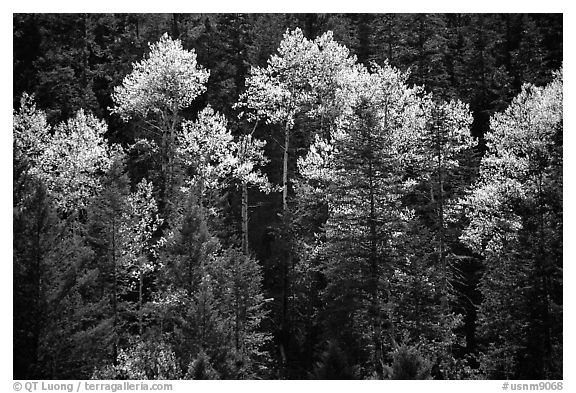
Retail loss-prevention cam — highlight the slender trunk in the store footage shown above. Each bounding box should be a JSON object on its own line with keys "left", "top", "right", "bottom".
{"left": 111, "top": 220, "right": 118, "bottom": 363}
{"left": 241, "top": 182, "right": 249, "bottom": 254}
{"left": 537, "top": 168, "right": 552, "bottom": 377}
{"left": 139, "top": 260, "right": 143, "bottom": 335}
{"left": 436, "top": 109, "right": 447, "bottom": 307}
{"left": 368, "top": 138, "right": 381, "bottom": 371}
{"left": 281, "top": 121, "right": 291, "bottom": 355}
{"left": 282, "top": 123, "right": 290, "bottom": 214}
{"left": 282, "top": 252, "right": 289, "bottom": 333}
{"left": 241, "top": 121, "right": 259, "bottom": 255}
{"left": 163, "top": 116, "right": 175, "bottom": 220}
{"left": 235, "top": 284, "right": 240, "bottom": 351}
{"left": 31, "top": 203, "right": 44, "bottom": 377}
{"left": 381, "top": 101, "right": 397, "bottom": 352}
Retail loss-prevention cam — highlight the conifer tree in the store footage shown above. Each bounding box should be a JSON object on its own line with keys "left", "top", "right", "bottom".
{"left": 154, "top": 191, "right": 271, "bottom": 378}
{"left": 461, "top": 69, "right": 562, "bottom": 378}
{"left": 85, "top": 155, "right": 131, "bottom": 362}
{"left": 299, "top": 62, "right": 421, "bottom": 375}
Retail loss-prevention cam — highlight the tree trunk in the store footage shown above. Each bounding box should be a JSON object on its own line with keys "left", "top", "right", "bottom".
{"left": 31, "top": 206, "right": 44, "bottom": 378}
{"left": 112, "top": 220, "right": 118, "bottom": 363}
{"left": 537, "top": 169, "right": 552, "bottom": 377}
{"left": 241, "top": 182, "right": 249, "bottom": 254}
{"left": 139, "top": 261, "right": 143, "bottom": 335}
{"left": 368, "top": 145, "right": 381, "bottom": 372}
{"left": 436, "top": 110, "right": 447, "bottom": 307}
{"left": 241, "top": 120, "right": 259, "bottom": 256}
{"left": 282, "top": 123, "right": 290, "bottom": 214}
{"left": 280, "top": 121, "right": 291, "bottom": 374}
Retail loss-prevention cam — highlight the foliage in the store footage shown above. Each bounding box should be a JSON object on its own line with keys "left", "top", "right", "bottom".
{"left": 237, "top": 28, "right": 356, "bottom": 126}
{"left": 153, "top": 191, "right": 271, "bottom": 379}
{"left": 461, "top": 69, "right": 562, "bottom": 379}
{"left": 391, "top": 345, "right": 432, "bottom": 380}
{"left": 299, "top": 62, "right": 421, "bottom": 375}
{"left": 13, "top": 93, "right": 50, "bottom": 171}
{"left": 310, "top": 341, "right": 358, "bottom": 380}
{"left": 13, "top": 16, "right": 562, "bottom": 380}
{"left": 177, "top": 106, "right": 271, "bottom": 193}
{"left": 31, "top": 108, "right": 119, "bottom": 215}
{"left": 185, "top": 351, "right": 220, "bottom": 380}
{"left": 92, "top": 339, "right": 181, "bottom": 379}
{"left": 112, "top": 32, "right": 209, "bottom": 121}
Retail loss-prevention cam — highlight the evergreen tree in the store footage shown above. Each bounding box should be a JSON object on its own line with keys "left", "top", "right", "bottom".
{"left": 13, "top": 176, "right": 58, "bottom": 379}
{"left": 299, "top": 63, "right": 420, "bottom": 376}
{"left": 13, "top": 15, "right": 563, "bottom": 380}
{"left": 154, "top": 189, "right": 271, "bottom": 378}
{"left": 461, "top": 69, "right": 562, "bottom": 379}
{"left": 84, "top": 155, "right": 131, "bottom": 363}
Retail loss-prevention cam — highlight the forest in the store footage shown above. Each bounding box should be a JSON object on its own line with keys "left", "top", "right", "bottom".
{"left": 13, "top": 13, "right": 562, "bottom": 380}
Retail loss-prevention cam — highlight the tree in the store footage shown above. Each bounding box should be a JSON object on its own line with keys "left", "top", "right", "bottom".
{"left": 176, "top": 106, "right": 272, "bottom": 252}
{"left": 13, "top": 14, "right": 101, "bottom": 123}
{"left": 14, "top": 99, "right": 101, "bottom": 376}
{"left": 13, "top": 16, "right": 564, "bottom": 380}
{"left": 92, "top": 338, "right": 181, "bottom": 379}
{"left": 209, "top": 249, "right": 271, "bottom": 378}
{"left": 31, "top": 108, "right": 119, "bottom": 216}
{"left": 299, "top": 62, "right": 422, "bottom": 376}
{"left": 111, "top": 33, "right": 210, "bottom": 219}
{"left": 120, "top": 179, "right": 163, "bottom": 335}
{"left": 13, "top": 94, "right": 50, "bottom": 208}
{"left": 461, "top": 69, "right": 562, "bottom": 379}
{"left": 299, "top": 61, "right": 476, "bottom": 378}
{"left": 154, "top": 190, "right": 271, "bottom": 379}
{"left": 237, "top": 27, "right": 358, "bottom": 215}
{"left": 84, "top": 155, "right": 131, "bottom": 362}
{"left": 412, "top": 98, "right": 475, "bottom": 310}
{"left": 237, "top": 29, "right": 358, "bottom": 368}
{"left": 13, "top": 174, "right": 58, "bottom": 379}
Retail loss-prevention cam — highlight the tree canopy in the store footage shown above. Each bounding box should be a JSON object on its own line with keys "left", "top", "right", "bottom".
{"left": 13, "top": 14, "right": 562, "bottom": 380}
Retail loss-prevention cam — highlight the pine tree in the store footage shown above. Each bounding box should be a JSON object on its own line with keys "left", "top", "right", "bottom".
{"left": 14, "top": 94, "right": 102, "bottom": 378}
{"left": 461, "top": 69, "right": 562, "bottom": 379}
{"left": 84, "top": 155, "right": 131, "bottom": 363}
{"left": 299, "top": 62, "right": 421, "bottom": 376}
{"left": 13, "top": 176, "right": 59, "bottom": 378}
{"left": 14, "top": 14, "right": 100, "bottom": 123}
{"left": 411, "top": 98, "right": 475, "bottom": 318}
{"left": 209, "top": 248, "right": 271, "bottom": 378}
{"left": 154, "top": 190, "right": 271, "bottom": 379}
